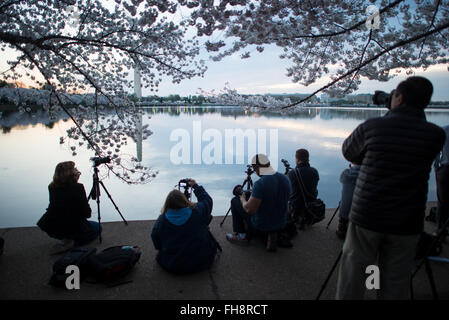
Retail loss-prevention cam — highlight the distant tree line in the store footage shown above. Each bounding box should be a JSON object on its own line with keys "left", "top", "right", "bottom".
{"left": 136, "top": 94, "right": 212, "bottom": 105}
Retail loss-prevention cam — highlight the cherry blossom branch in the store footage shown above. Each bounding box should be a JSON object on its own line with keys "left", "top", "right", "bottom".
{"left": 344, "top": 29, "right": 373, "bottom": 94}
{"left": 281, "top": 20, "right": 449, "bottom": 109}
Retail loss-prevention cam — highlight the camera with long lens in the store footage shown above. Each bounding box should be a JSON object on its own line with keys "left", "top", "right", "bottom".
{"left": 281, "top": 158, "right": 292, "bottom": 174}
{"left": 373, "top": 90, "right": 395, "bottom": 109}
{"left": 91, "top": 156, "right": 111, "bottom": 167}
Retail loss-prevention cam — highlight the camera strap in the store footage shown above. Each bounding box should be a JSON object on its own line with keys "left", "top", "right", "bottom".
{"left": 293, "top": 168, "right": 315, "bottom": 207}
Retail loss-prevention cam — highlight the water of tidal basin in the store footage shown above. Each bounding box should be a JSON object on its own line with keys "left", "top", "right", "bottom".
{"left": 0, "top": 105, "right": 448, "bottom": 228}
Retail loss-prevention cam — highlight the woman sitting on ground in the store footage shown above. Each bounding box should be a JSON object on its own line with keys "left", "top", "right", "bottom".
{"left": 37, "top": 161, "right": 101, "bottom": 253}
{"left": 151, "top": 179, "right": 218, "bottom": 274}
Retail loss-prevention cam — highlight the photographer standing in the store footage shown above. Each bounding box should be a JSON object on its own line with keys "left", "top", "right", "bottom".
{"left": 151, "top": 179, "right": 218, "bottom": 274}
{"left": 336, "top": 76, "right": 446, "bottom": 300}
{"left": 37, "top": 161, "right": 101, "bottom": 254}
{"left": 335, "top": 163, "right": 360, "bottom": 240}
{"left": 226, "top": 154, "right": 292, "bottom": 252}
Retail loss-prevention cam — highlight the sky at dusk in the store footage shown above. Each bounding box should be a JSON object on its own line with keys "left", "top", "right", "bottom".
{"left": 3, "top": 43, "right": 448, "bottom": 101}
{"left": 155, "top": 44, "right": 449, "bottom": 101}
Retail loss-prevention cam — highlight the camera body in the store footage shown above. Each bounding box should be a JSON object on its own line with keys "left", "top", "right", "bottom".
{"left": 233, "top": 185, "right": 251, "bottom": 201}
{"left": 178, "top": 178, "right": 192, "bottom": 188}
{"left": 91, "top": 156, "right": 111, "bottom": 167}
{"left": 178, "top": 178, "right": 192, "bottom": 199}
{"left": 281, "top": 159, "right": 291, "bottom": 169}
{"left": 281, "top": 158, "right": 292, "bottom": 174}
{"left": 245, "top": 164, "right": 254, "bottom": 176}
{"left": 373, "top": 90, "right": 395, "bottom": 109}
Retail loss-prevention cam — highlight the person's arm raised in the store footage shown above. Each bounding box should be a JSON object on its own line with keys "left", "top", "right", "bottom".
{"left": 240, "top": 194, "right": 261, "bottom": 215}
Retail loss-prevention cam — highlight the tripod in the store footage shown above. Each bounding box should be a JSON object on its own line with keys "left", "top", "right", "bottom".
{"left": 315, "top": 203, "right": 343, "bottom": 299}
{"left": 326, "top": 202, "right": 341, "bottom": 229}
{"left": 220, "top": 166, "right": 254, "bottom": 227}
{"left": 88, "top": 166, "right": 128, "bottom": 243}
{"left": 410, "top": 215, "right": 449, "bottom": 300}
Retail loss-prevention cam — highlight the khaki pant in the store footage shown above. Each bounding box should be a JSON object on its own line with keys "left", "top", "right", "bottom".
{"left": 336, "top": 222, "right": 419, "bottom": 300}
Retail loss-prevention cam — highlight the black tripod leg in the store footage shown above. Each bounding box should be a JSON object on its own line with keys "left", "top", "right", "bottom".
{"left": 326, "top": 202, "right": 340, "bottom": 229}
{"left": 220, "top": 207, "right": 231, "bottom": 227}
{"left": 99, "top": 181, "right": 128, "bottom": 225}
{"left": 316, "top": 249, "right": 343, "bottom": 300}
{"left": 95, "top": 184, "right": 102, "bottom": 243}
{"left": 425, "top": 258, "right": 439, "bottom": 300}
{"left": 411, "top": 215, "right": 449, "bottom": 289}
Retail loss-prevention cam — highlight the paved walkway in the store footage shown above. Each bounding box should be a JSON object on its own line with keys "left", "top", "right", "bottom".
{"left": 0, "top": 203, "right": 448, "bottom": 300}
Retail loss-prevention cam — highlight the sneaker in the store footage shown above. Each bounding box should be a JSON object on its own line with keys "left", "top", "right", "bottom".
{"left": 266, "top": 232, "right": 277, "bottom": 252}
{"left": 49, "top": 239, "right": 74, "bottom": 255}
{"left": 226, "top": 233, "right": 249, "bottom": 246}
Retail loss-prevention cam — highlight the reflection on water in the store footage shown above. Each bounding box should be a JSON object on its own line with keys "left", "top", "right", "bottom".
{"left": 1, "top": 106, "right": 448, "bottom": 228}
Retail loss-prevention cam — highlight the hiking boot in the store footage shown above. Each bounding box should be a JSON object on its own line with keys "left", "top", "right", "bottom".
{"left": 226, "top": 233, "right": 249, "bottom": 246}
{"left": 266, "top": 232, "right": 277, "bottom": 252}
{"left": 336, "top": 219, "right": 348, "bottom": 240}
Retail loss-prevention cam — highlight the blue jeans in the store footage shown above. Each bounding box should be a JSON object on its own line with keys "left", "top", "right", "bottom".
{"left": 231, "top": 196, "right": 252, "bottom": 233}
{"left": 72, "top": 221, "right": 101, "bottom": 246}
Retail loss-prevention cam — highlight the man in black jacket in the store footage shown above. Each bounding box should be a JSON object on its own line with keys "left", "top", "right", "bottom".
{"left": 287, "top": 149, "right": 319, "bottom": 229}
{"left": 335, "top": 76, "right": 446, "bottom": 300}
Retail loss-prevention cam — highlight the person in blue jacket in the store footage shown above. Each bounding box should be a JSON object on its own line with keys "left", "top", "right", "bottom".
{"left": 335, "top": 163, "right": 361, "bottom": 240}
{"left": 151, "top": 179, "right": 218, "bottom": 274}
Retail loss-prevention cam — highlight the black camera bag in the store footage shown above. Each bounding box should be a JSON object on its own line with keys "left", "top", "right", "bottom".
{"left": 293, "top": 168, "right": 326, "bottom": 225}
{"left": 49, "top": 246, "right": 97, "bottom": 287}
{"left": 305, "top": 198, "right": 326, "bottom": 224}
{"left": 86, "top": 245, "right": 141, "bottom": 283}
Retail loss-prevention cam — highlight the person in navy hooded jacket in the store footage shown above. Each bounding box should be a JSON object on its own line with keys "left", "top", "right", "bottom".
{"left": 151, "top": 179, "right": 218, "bottom": 274}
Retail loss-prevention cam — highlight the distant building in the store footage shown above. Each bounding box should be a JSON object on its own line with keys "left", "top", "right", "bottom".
{"left": 345, "top": 94, "right": 373, "bottom": 104}
{"left": 320, "top": 93, "right": 329, "bottom": 104}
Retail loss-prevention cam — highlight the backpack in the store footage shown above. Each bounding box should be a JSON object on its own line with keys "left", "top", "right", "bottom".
{"left": 87, "top": 246, "right": 141, "bottom": 283}
{"left": 49, "top": 246, "right": 97, "bottom": 287}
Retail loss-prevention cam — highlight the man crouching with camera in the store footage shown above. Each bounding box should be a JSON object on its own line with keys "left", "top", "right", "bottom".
{"left": 226, "top": 154, "right": 292, "bottom": 252}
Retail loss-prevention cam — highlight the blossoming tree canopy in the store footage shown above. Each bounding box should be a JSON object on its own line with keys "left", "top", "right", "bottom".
{"left": 192, "top": 0, "right": 449, "bottom": 109}
{"left": 0, "top": 0, "right": 208, "bottom": 183}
